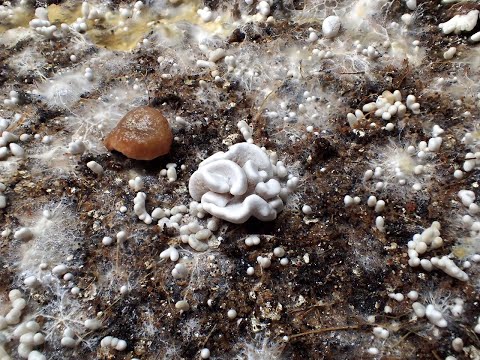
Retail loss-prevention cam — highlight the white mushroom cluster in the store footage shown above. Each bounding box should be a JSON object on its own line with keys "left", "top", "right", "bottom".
{"left": 439, "top": 10, "right": 479, "bottom": 35}
{"left": 188, "top": 143, "right": 298, "bottom": 224}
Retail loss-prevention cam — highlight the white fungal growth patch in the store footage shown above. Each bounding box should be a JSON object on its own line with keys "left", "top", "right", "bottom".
{"left": 29, "top": 7, "right": 58, "bottom": 39}
{"left": 372, "top": 326, "right": 389, "bottom": 339}
{"left": 166, "top": 163, "right": 178, "bottom": 182}
{"left": 34, "top": 71, "right": 94, "bottom": 110}
{"left": 258, "top": 80, "right": 338, "bottom": 131}
{"left": 452, "top": 189, "right": 480, "bottom": 259}
{"left": 172, "top": 263, "right": 188, "bottom": 279}
{"left": 87, "top": 160, "right": 104, "bottom": 175}
{"left": 237, "top": 120, "right": 253, "bottom": 143}
{"left": 443, "top": 46, "right": 457, "bottom": 60}
{"left": 175, "top": 299, "right": 190, "bottom": 312}
{"left": 0, "top": 182, "right": 6, "bottom": 209}
{"left": 475, "top": 317, "right": 480, "bottom": 334}
{"left": 220, "top": 41, "right": 318, "bottom": 101}
{"left": 461, "top": 126, "right": 480, "bottom": 172}
{"left": 30, "top": 281, "right": 99, "bottom": 352}
{"left": 405, "top": 0, "right": 417, "bottom": 10}
{"left": 0, "top": 154, "right": 21, "bottom": 182}
{"left": 407, "top": 222, "right": 443, "bottom": 267}
{"left": 197, "top": 7, "right": 214, "bottom": 23}
{"left": 0, "top": 290, "right": 49, "bottom": 359}
{"left": 367, "top": 140, "right": 435, "bottom": 193}
{"left": 439, "top": 10, "right": 479, "bottom": 35}
{"left": 349, "top": 90, "right": 421, "bottom": 128}
{"left": 189, "top": 142, "right": 297, "bottom": 224}
{"left": 8, "top": 48, "right": 47, "bottom": 79}
{"left": 16, "top": 202, "right": 82, "bottom": 276}
{"left": 68, "top": 139, "right": 86, "bottom": 155}
{"left": 128, "top": 176, "right": 143, "bottom": 192}
{"left": 133, "top": 192, "right": 152, "bottom": 224}
{"left": 0, "top": 25, "right": 32, "bottom": 49}
{"left": 453, "top": 232, "right": 480, "bottom": 261}
{"left": 471, "top": 30, "right": 480, "bottom": 42}
{"left": 28, "top": 139, "right": 78, "bottom": 177}
{"left": 387, "top": 34, "right": 427, "bottom": 68}
{"left": 1, "top": 0, "right": 480, "bottom": 358}
{"left": 100, "top": 336, "right": 127, "bottom": 351}
{"left": 8, "top": 142, "right": 24, "bottom": 157}
{"left": 341, "top": 0, "right": 389, "bottom": 33}
{"left": 0, "top": 289, "right": 27, "bottom": 327}
{"left": 412, "top": 292, "right": 466, "bottom": 331}
{"left": 426, "top": 304, "right": 448, "bottom": 328}
{"left": 235, "top": 336, "right": 285, "bottom": 359}
{"left": 66, "top": 86, "right": 147, "bottom": 152}
{"left": 3, "top": 90, "right": 19, "bottom": 108}
{"left": 322, "top": 15, "right": 341, "bottom": 39}
{"left": 407, "top": 221, "right": 469, "bottom": 281}
{"left": 430, "top": 255, "right": 468, "bottom": 281}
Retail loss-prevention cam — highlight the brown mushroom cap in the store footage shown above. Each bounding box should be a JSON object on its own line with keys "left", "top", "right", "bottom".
{"left": 104, "top": 106, "right": 173, "bottom": 160}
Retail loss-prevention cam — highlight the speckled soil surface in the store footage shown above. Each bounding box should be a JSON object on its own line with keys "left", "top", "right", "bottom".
{"left": 1, "top": 0, "right": 480, "bottom": 359}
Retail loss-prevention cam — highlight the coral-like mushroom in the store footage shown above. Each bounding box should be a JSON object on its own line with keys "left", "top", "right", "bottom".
{"left": 189, "top": 143, "right": 296, "bottom": 223}
{"left": 189, "top": 159, "right": 248, "bottom": 201}
{"left": 200, "top": 143, "right": 273, "bottom": 178}
{"left": 104, "top": 106, "right": 173, "bottom": 160}
{"left": 202, "top": 194, "right": 278, "bottom": 224}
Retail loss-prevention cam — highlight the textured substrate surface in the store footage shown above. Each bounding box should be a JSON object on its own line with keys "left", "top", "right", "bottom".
{"left": 1, "top": 0, "right": 480, "bottom": 359}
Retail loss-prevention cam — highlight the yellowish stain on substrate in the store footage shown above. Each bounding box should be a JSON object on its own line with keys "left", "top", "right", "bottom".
{"left": 87, "top": 14, "right": 153, "bottom": 52}
{"left": 88, "top": 2, "right": 232, "bottom": 52}
{"left": 453, "top": 241, "right": 476, "bottom": 259}
{"left": 75, "top": 0, "right": 231, "bottom": 51}
{"left": 0, "top": 8, "right": 34, "bottom": 33}
{"left": 1, "top": 0, "right": 233, "bottom": 51}
{"left": 48, "top": 3, "right": 83, "bottom": 25}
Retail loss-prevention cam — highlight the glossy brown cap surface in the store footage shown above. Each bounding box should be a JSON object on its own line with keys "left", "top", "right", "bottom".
{"left": 104, "top": 106, "right": 173, "bottom": 160}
